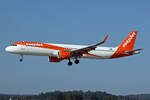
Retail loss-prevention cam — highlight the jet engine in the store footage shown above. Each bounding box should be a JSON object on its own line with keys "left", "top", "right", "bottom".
{"left": 48, "top": 50, "right": 71, "bottom": 63}
{"left": 58, "top": 50, "right": 71, "bottom": 59}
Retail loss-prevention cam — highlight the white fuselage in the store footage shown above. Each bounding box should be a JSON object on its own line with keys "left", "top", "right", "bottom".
{"left": 5, "top": 43, "right": 117, "bottom": 59}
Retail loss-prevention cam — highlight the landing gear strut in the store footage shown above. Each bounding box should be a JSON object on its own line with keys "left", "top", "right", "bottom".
{"left": 20, "top": 55, "right": 23, "bottom": 62}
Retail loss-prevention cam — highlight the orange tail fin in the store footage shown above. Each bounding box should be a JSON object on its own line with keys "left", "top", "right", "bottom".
{"left": 118, "top": 31, "right": 138, "bottom": 51}
{"left": 111, "top": 31, "right": 138, "bottom": 58}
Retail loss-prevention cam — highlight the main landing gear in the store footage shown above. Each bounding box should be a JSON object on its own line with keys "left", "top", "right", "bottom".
{"left": 67, "top": 59, "right": 80, "bottom": 66}
{"left": 74, "top": 59, "right": 79, "bottom": 64}
{"left": 19, "top": 55, "right": 23, "bottom": 62}
{"left": 68, "top": 61, "right": 73, "bottom": 66}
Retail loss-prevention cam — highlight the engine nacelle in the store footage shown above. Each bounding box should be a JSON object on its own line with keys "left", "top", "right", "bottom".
{"left": 58, "top": 50, "right": 71, "bottom": 59}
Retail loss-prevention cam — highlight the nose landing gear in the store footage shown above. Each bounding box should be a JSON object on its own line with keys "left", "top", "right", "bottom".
{"left": 19, "top": 55, "right": 23, "bottom": 62}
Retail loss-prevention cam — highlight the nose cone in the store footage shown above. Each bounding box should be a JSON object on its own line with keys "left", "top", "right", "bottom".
{"left": 5, "top": 46, "right": 12, "bottom": 53}
{"left": 5, "top": 46, "right": 17, "bottom": 53}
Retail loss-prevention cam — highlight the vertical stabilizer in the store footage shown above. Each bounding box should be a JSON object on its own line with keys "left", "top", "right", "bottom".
{"left": 111, "top": 31, "right": 138, "bottom": 58}
{"left": 118, "top": 31, "right": 138, "bottom": 51}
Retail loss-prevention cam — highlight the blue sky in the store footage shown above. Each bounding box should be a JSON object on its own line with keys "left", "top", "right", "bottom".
{"left": 0, "top": 0, "right": 149, "bottom": 95}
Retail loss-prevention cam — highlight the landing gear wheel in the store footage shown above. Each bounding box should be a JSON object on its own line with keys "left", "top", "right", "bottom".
{"left": 74, "top": 59, "right": 79, "bottom": 64}
{"left": 20, "top": 59, "right": 23, "bottom": 62}
{"left": 68, "top": 62, "right": 73, "bottom": 66}
{"left": 20, "top": 55, "right": 23, "bottom": 62}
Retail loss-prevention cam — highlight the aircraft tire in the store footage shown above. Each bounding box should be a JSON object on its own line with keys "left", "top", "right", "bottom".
{"left": 74, "top": 59, "right": 79, "bottom": 64}
{"left": 68, "top": 62, "right": 72, "bottom": 66}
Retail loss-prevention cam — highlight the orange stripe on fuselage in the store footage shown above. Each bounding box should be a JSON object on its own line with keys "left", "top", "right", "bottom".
{"left": 13, "top": 42, "right": 105, "bottom": 58}
{"left": 12, "top": 41, "right": 72, "bottom": 51}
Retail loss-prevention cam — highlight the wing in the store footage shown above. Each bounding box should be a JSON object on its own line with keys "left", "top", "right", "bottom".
{"left": 70, "top": 34, "right": 109, "bottom": 57}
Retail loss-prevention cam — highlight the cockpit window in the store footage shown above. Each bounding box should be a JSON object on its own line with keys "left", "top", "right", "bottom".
{"left": 11, "top": 44, "right": 17, "bottom": 46}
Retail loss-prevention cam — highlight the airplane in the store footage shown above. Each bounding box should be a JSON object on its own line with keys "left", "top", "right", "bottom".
{"left": 5, "top": 31, "right": 142, "bottom": 66}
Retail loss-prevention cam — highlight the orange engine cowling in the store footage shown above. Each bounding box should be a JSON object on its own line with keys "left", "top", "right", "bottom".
{"left": 58, "top": 50, "right": 71, "bottom": 59}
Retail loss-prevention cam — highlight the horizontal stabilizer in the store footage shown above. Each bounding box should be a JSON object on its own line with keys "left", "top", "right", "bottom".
{"left": 125, "top": 48, "right": 143, "bottom": 54}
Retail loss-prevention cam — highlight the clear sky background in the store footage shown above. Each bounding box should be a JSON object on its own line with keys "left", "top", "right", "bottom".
{"left": 0, "top": 0, "right": 149, "bottom": 95}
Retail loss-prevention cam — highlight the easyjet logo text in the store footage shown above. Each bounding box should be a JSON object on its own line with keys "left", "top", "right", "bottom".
{"left": 26, "top": 43, "right": 43, "bottom": 46}
{"left": 123, "top": 32, "right": 136, "bottom": 48}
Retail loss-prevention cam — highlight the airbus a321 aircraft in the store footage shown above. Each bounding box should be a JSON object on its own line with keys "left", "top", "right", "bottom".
{"left": 5, "top": 31, "right": 142, "bottom": 66}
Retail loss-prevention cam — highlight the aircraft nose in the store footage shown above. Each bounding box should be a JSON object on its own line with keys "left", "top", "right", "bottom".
{"left": 5, "top": 46, "right": 12, "bottom": 53}
{"left": 5, "top": 46, "right": 16, "bottom": 53}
